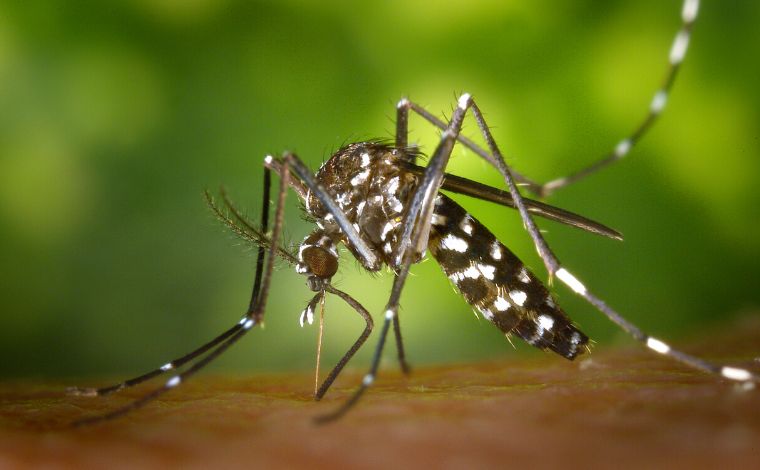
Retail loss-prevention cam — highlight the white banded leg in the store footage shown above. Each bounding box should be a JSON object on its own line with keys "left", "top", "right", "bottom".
{"left": 400, "top": 0, "right": 700, "bottom": 198}
{"left": 68, "top": 169, "right": 278, "bottom": 400}
{"left": 539, "top": 0, "right": 700, "bottom": 196}
{"left": 554, "top": 267, "right": 757, "bottom": 385}
{"left": 316, "top": 93, "right": 473, "bottom": 423}
{"left": 440, "top": 92, "right": 756, "bottom": 388}
{"left": 71, "top": 159, "right": 291, "bottom": 426}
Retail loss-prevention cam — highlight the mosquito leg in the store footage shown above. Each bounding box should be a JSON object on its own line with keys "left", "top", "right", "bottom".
{"left": 316, "top": 93, "right": 472, "bottom": 423}
{"left": 314, "top": 285, "right": 374, "bottom": 400}
{"left": 68, "top": 167, "right": 275, "bottom": 398}
{"left": 462, "top": 95, "right": 757, "bottom": 387}
{"left": 468, "top": 98, "right": 561, "bottom": 278}
{"left": 392, "top": 314, "right": 411, "bottom": 375}
{"left": 71, "top": 160, "right": 291, "bottom": 426}
{"left": 405, "top": 0, "right": 700, "bottom": 198}
{"left": 404, "top": 99, "right": 541, "bottom": 192}
{"left": 313, "top": 288, "right": 394, "bottom": 424}
{"left": 550, "top": 267, "right": 758, "bottom": 385}
{"left": 67, "top": 324, "right": 244, "bottom": 397}
{"left": 392, "top": 97, "right": 420, "bottom": 375}
{"left": 247, "top": 167, "right": 271, "bottom": 314}
{"left": 539, "top": 0, "right": 700, "bottom": 197}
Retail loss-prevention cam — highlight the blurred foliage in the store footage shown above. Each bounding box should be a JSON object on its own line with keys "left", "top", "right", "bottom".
{"left": 1, "top": 0, "right": 758, "bottom": 378}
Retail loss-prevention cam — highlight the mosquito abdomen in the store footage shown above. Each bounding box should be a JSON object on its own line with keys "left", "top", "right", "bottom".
{"left": 428, "top": 193, "right": 589, "bottom": 359}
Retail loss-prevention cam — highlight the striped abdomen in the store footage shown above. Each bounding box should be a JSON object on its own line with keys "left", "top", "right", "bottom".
{"left": 428, "top": 194, "right": 589, "bottom": 360}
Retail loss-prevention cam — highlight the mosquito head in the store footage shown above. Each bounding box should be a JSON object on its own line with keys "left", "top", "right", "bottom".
{"left": 297, "top": 230, "right": 340, "bottom": 292}
{"left": 302, "top": 245, "right": 339, "bottom": 292}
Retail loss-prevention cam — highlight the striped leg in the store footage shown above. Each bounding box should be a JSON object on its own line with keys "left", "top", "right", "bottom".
{"left": 539, "top": 0, "right": 700, "bottom": 196}
{"left": 70, "top": 160, "right": 291, "bottom": 426}
{"left": 399, "top": 0, "right": 701, "bottom": 198}
{"left": 315, "top": 93, "right": 474, "bottom": 423}
{"left": 68, "top": 169, "right": 276, "bottom": 399}
{"left": 459, "top": 94, "right": 758, "bottom": 387}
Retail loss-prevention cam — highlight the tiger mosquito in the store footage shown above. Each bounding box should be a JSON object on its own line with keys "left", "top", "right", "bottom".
{"left": 68, "top": 0, "right": 757, "bottom": 426}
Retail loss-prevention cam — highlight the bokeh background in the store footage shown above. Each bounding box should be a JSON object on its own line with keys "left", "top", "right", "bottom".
{"left": 1, "top": 0, "right": 758, "bottom": 380}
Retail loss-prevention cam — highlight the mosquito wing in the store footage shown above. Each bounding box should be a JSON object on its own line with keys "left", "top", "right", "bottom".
{"left": 399, "top": 161, "right": 622, "bottom": 241}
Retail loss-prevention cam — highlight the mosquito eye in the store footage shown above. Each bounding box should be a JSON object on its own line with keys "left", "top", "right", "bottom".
{"left": 302, "top": 246, "right": 339, "bottom": 279}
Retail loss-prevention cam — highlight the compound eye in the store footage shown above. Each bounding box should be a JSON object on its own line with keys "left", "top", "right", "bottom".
{"left": 301, "top": 245, "right": 338, "bottom": 279}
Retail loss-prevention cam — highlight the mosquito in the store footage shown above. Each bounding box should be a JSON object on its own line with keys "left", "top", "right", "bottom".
{"left": 68, "top": 0, "right": 756, "bottom": 426}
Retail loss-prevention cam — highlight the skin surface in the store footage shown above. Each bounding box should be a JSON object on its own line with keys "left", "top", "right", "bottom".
{"left": 2, "top": 316, "right": 759, "bottom": 469}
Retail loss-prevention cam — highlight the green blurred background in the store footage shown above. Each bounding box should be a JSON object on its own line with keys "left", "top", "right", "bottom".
{"left": 1, "top": 0, "right": 758, "bottom": 380}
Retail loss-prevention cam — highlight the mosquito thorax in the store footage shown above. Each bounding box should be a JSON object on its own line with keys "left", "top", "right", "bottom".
{"left": 304, "top": 142, "right": 419, "bottom": 272}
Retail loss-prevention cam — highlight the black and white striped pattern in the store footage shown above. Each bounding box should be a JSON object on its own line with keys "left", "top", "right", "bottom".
{"left": 428, "top": 194, "right": 588, "bottom": 359}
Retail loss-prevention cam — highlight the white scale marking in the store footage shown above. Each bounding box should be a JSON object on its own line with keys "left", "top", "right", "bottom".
{"left": 388, "top": 196, "right": 404, "bottom": 214}
{"left": 431, "top": 213, "right": 448, "bottom": 226}
{"left": 458, "top": 93, "right": 472, "bottom": 110}
{"left": 556, "top": 268, "right": 587, "bottom": 294}
{"left": 459, "top": 216, "right": 474, "bottom": 235}
{"left": 646, "top": 337, "right": 670, "bottom": 354}
{"left": 670, "top": 30, "right": 690, "bottom": 64}
{"left": 360, "top": 152, "right": 371, "bottom": 168}
{"left": 440, "top": 234, "right": 468, "bottom": 253}
{"left": 160, "top": 363, "right": 173, "bottom": 371}
{"left": 381, "top": 221, "right": 395, "bottom": 241}
{"left": 336, "top": 192, "right": 350, "bottom": 206}
{"left": 490, "top": 241, "right": 502, "bottom": 260}
{"left": 387, "top": 176, "right": 400, "bottom": 194}
{"left": 528, "top": 314, "right": 555, "bottom": 345}
{"left": 363, "top": 374, "right": 374, "bottom": 386}
{"left": 243, "top": 318, "right": 254, "bottom": 330}
{"left": 518, "top": 268, "right": 530, "bottom": 283}
{"left": 462, "top": 265, "right": 481, "bottom": 279}
{"left": 494, "top": 296, "right": 510, "bottom": 311}
{"left": 650, "top": 90, "right": 668, "bottom": 114}
{"left": 166, "top": 376, "right": 181, "bottom": 388}
{"left": 614, "top": 139, "right": 632, "bottom": 159}
{"left": 721, "top": 366, "right": 752, "bottom": 381}
{"left": 356, "top": 201, "right": 366, "bottom": 215}
{"left": 682, "top": 0, "right": 699, "bottom": 23}
{"left": 477, "top": 263, "right": 496, "bottom": 280}
{"left": 351, "top": 169, "right": 370, "bottom": 186}
{"left": 300, "top": 306, "right": 314, "bottom": 327}
{"left": 509, "top": 290, "right": 527, "bottom": 307}
{"left": 537, "top": 315, "right": 554, "bottom": 332}
{"left": 385, "top": 309, "right": 396, "bottom": 320}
